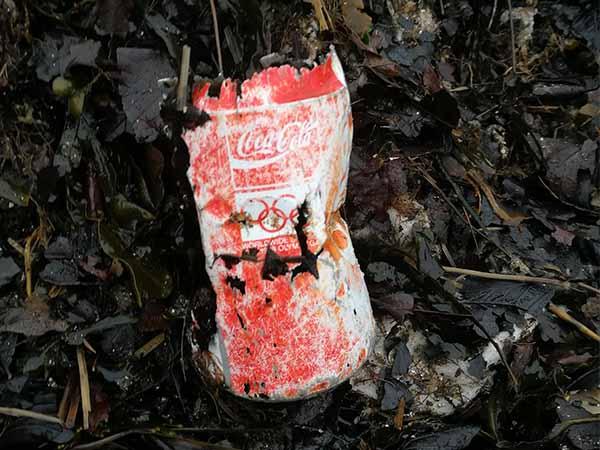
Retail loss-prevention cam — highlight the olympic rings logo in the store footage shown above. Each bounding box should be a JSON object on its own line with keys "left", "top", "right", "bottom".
{"left": 245, "top": 195, "right": 298, "bottom": 233}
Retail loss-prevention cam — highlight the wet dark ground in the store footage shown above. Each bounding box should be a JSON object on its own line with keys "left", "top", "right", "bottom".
{"left": 1, "top": 1, "right": 599, "bottom": 449}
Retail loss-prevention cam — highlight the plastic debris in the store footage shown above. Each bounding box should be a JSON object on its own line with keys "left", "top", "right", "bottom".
{"left": 183, "top": 50, "right": 375, "bottom": 400}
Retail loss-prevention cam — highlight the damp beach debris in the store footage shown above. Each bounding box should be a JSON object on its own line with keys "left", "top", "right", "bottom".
{"left": 0, "top": 1, "right": 599, "bottom": 449}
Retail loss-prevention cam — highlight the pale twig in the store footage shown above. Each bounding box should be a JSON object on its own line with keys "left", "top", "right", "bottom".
{"left": 0, "top": 62, "right": 8, "bottom": 80}
{"left": 65, "top": 386, "right": 80, "bottom": 429}
{"left": 70, "top": 428, "right": 240, "bottom": 450}
{"left": 0, "top": 406, "right": 63, "bottom": 426}
{"left": 547, "top": 417, "right": 600, "bottom": 440}
{"left": 548, "top": 303, "right": 600, "bottom": 342}
{"left": 58, "top": 375, "right": 74, "bottom": 423}
{"left": 507, "top": 0, "right": 517, "bottom": 76}
{"left": 83, "top": 338, "right": 97, "bottom": 354}
{"left": 7, "top": 237, "right": 24, "bottom": 256}
{"left": 177, "top": 45, "right": 191, "bottom": 112}
{"left": 71, "top": 430, "right": 155, "bottom": 450}
{"left": 134, "top": 333, "right": 166, "bottom": 359}
{"left": 579, "top": 282, "right": 600, "bottom": 296}
{"left": 498, "top": 416, "right": 600, "bottom": 447}
{"left": 77, "top": 347, "right": 91, "bottom": 430}
{"left": 208, "top": 0, "right": 223, "bottom": 76}
{"left": 442, "top": 265, "right": 600, "bottom": 296}
{"left": 24, "top": 228, "right": 39, "bottom": 299}
{"left": 539, "top": 177, "right": 600, "bottom": 217}
{"left": 442, "top": 266, "right": 570, "bottom": 288}
{"left": 394, "top": 397, "right": 405, "bottom": 431}
{"left": 413, "top": 308, "right": 472, "bottom": 318}
{"left": 488, "top": 0, "right": 498, "bottom": 30}
{"left": 180, "top": 312, "right": 187, "bottom": 382}
{"left": 309, "top": 0, "right": 330, "bottom": 30}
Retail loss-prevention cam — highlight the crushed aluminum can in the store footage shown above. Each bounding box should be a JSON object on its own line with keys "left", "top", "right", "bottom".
{"left": 183, "top": 49, "right": 375, "bottom": 401}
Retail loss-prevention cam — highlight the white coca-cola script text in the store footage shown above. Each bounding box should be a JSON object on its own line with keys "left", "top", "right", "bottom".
{"left": 234, "top": 120, "right": 316, "bottom": 161}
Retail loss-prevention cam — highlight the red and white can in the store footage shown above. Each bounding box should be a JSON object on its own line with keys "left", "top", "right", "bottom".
{"left": 183, "top": 49, "right": 375, "bottom": 401}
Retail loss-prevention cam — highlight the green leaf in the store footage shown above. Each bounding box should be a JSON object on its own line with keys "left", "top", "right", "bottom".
{"left": 0, "top": 177, "right": 30, "bottom": 206}
{"left": 98, "top": 222, "right": 172, "bottom": 306}
{"left": 110, "top": 194, "right": 155, "bottom": 229}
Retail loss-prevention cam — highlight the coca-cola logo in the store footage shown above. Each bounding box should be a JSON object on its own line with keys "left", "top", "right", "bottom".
{"left": 231, "top": 120, "right": 316, "bottom": 167}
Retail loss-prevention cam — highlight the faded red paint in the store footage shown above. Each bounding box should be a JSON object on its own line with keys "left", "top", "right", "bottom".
{"left": 184, "top": 50, "right": 375, "bottom": 401}
{"left": 310, "top": 381, "right": 331, "bottom": 394}
{"left": 191, "top": 56, "right": 344, "bottom": 109}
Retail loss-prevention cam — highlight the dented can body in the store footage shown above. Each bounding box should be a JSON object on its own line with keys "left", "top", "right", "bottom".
{"left": 183, "top": 51, "right": 375, "bottom": 401}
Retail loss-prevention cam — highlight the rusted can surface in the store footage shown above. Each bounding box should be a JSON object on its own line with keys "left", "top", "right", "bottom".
{"left": 183, "top": 50, "right": 375, "bottom": 401}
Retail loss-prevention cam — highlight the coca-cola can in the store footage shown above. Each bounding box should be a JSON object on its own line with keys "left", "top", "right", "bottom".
{"left": 183, "top": 49, "right": 375, "bottom": 401}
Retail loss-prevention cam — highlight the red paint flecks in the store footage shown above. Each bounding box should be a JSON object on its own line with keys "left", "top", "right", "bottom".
{"left": 204, "top": 197, "right": 231, "bottom": 218}
{"left": 192, "top": 54, "right": 344, "bottom": 111}
{"left": 358, "top": 348, "right": 367, "bottom": 364}
{"left": 309, "top": 381, "right": 331, "bottom": 394}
